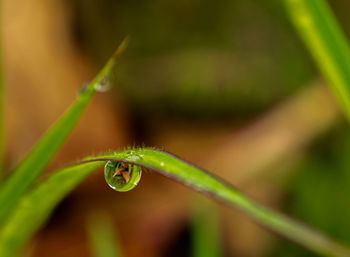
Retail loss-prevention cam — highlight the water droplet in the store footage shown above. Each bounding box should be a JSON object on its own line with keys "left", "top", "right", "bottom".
{"left": 160, "top": 162, "right": 165, "bottom": 167}
{"left": 104, "top": 161, "right": 142, "bottom": 192}
{"left": 78, "top": 83, "right": 90, "bottom": 95}
{"left": 95, "top": 76, "right": 112, "bottom": 92}
{"left": 124, "top": 151, "right": 143, "bottom": 162}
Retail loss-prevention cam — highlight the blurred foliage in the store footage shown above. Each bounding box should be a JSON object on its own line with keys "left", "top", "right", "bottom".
{"left": 70, "top": 0, "right": 314, "bottom": 119}
{"left": 16, "top": 0, "right": 350, "bottom": 256}
{"left": 192, "top": 197, "right": 222, "bottom": 257}
{"left": 87, "top": 213, "right": 123, "bottom": 257}
{"left": 270, "top": 123, "right": 350, "bottom": 256}
{"left": 284, "top": 0, "right": 350, "bottom": 123}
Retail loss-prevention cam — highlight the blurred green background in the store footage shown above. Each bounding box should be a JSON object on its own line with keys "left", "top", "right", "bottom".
{"left": 4, "top": 0, "right": 350, "bottom": 256}
{"left": 72, "top": 0, "right": 314, "bottom": 120}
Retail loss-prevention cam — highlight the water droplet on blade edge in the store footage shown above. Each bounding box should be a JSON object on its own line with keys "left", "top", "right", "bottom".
{"left": 95, "top": 76, "right": 112, "bottom": 92}
{"left": 104, "top": 161, "right": 142, "bottom": 192}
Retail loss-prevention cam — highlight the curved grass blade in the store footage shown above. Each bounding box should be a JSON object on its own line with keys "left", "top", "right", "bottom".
{"left": 284, "top": 0, "right": 350, "bottom": 121}
{"left": 1, "top": 148, "right": 349, "bottom": 257}
{"left": 87, "top": 212, "right": 123, "bottom": 257}
{"left": 0, "top": 161, "right": 102, "bottom": 257}
{"left": 0, "top": 38, "right": 129, "bottom": 225}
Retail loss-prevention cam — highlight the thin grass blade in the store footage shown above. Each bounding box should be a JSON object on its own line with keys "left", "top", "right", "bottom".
{"left": 1, "top": 148, "right": 349, "bottom": 257}
{"left": 0, "top": 38, "right": 128, "bottom": 225}
{"left": 87, "top": 213, "right": 123, "bottom": 257}
{"left": 192, "top": 196, "right": 222, "bottom": 257}
{"left": 0, "top": 161, "right": 102, "bottom": 257}
{"left": 284, "top": 0, "right": 350, "bottom": 120}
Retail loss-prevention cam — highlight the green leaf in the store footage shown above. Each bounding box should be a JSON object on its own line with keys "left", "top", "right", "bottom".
{"left": 1, "top": 148, "right": 349, "bottom": 257}
{"left": 283, "top": 0, "right": 350, "bottom": 121}
{"left": 87, "top": 212, "right": 123, "bottom": 257}
{"left": 0, "top": 161, "right": 102, "bottom": 257}
{"left": 192, "top": 196, "right": 222, "bottom": 257}
{"left": 0, "top": 38, "right": 128, "bottom": 225}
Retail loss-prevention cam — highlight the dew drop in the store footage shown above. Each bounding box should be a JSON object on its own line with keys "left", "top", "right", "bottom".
{"left": 78, "top": 83, "right": 90, "bottom": 95}
{"left": 104, "top": 161, "right": 142, "bottom": 192}
{"left": 95, "top": 76, "right": 112, "bottom": 92}
{"left": 125, "top": 151, "right": 143, "bottom": 162}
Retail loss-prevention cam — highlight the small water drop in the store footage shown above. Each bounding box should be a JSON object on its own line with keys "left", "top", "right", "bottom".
{"left": 95, "top": 76, "right": 112, "bottom": 92}
{"left": 124, "top": 151, "right": 143, "bottom": 162}
{"left": 104, "top": 161, "right": 142, "bottom": 192}
{"left": 160, "top": 162, "right": 165, "bottom": 167}
{"left": 78, "top": 83, "right": 90, "bottom": 95}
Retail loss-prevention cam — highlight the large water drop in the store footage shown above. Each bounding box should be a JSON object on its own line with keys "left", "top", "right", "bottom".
{"left": 104, "top": 161, "right": 142, "bottom": 192}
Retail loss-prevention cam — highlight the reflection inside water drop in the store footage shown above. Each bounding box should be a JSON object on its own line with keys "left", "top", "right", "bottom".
{"left": 95, "top": 76, "right": 112, "bottom": 92}
{"left": 104, "top": 161, "right": 142, "bottom": 192}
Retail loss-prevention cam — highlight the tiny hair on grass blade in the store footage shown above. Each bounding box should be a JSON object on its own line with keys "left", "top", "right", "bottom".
{"left": 0, "top": 38, "right": 129, "bottom": 226}
{"left": 1, "top": 148, "right": 349, "bottom": 257}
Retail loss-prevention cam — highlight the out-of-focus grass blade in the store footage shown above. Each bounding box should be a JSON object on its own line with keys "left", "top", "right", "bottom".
{"left": 0, "top": 38, "right": 128, "bottom": 225}
{"left": 192, "top": 196, "right": 222, "bottom": 257}
{"left": 87, "top": 213, "right": 123, "bottom": 257}
{"left": 0, "top": 161, "right": 102, "bottom": 257}
{"left": 284, "top": 0, "right": 350, "bottom": 120}
{"left": 1, "top": 148, "right": 349, "bottom": 257}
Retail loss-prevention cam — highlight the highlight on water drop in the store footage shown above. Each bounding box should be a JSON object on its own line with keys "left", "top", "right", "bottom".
{"left": 95, "top": 75, "right": 112, "bottom": 92}
{"left": 104, "top": 161, "right": 142, "bottom": 192}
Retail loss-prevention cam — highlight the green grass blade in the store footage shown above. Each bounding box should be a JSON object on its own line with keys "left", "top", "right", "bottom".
{"left": 94, "top": 149, "right": 350, "bottom": 257}
{"left": 192, "top": 196, "right": 222, "bottom": 257}
{"left": 1, "top": 148, "right": 349, "bottom": 257}
{"left": 0, "top": 38, "right": 128, "bottom": 225}
{"left": 0, "top": 161, "right": 102, "bottom": 257}
{"left": 284, "top": 0, "right": 350, "bottom": 120}
{"left": 87, "top": 213, "right": 123, "bottom": 257}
